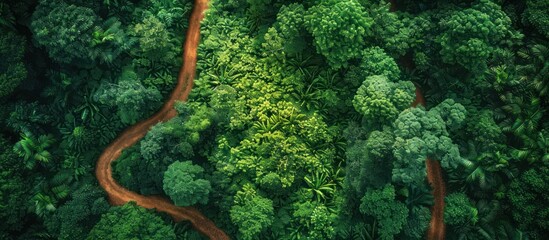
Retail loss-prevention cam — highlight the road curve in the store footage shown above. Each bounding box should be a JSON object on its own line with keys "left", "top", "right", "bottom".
{"left": 412, "top": 88, "right": 447, "bottom": 240}
{"left": 95, "top": 0, "right": 230, "bottom": 239}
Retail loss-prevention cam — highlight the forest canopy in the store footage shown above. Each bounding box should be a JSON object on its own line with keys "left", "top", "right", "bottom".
{"left": 1, "top": 0, "right": 548, "bottom": 239}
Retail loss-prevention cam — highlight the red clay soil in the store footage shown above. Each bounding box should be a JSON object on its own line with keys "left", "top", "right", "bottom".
{"left": 95, "top": 0, "right": 230, "bottom": 239}
{"left": 425, "top": 158, "right": 446, "bottom": 240}
{"left": 412, "top": 88, "right": 447, "bottom": 240}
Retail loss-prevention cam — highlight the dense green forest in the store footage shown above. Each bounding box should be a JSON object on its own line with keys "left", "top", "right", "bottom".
{"left": 1, "top": 0, "right": 548, "bottom": 239}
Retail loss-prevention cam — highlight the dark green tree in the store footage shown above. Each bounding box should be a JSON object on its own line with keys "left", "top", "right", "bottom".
{"left": 31, "top": 0, "right": 99, "bottom": 65}
{"left": 0, "top": 30, "right": 26, "bottom": 97}
{"left": 444, "top": 192, "right": 478, "bottom": 227}
{"left": 392, "top": 100, "right": 466, "bottom": 185}
{"left": 359, "top": 47, "right": 401, "bottom": 82}
{"left": 522, "top": 0, "right": 549, "bottom": 38}
{"left": 517, "top": 43, "right": 549, "bottom": 98}
{"left": 163, "top": 161, "right": 212, "bottom": 206}
{"left": 46, "top": 185, "right": 109, "bottom": 240}
{"left": 359, "top": 184, "right": 408, "bottom": 240}
{"left": 437, "top": 0, "right": 521, "bottom": 73}
{"left": 95, "top": 68, "right": 161, "bottom": 125}
{"left": 507, "top": 164, "right": 549, "bottom": 233}
{"left": 0, "top": 135, "right": 31, "bottom": 234}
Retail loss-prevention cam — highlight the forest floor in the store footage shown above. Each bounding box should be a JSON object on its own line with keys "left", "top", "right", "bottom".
{"left": 412, "top": 88, "right": 447, "bottom": 240}
{"left": 94, "top": 0, "right": 230, "bottom": 239}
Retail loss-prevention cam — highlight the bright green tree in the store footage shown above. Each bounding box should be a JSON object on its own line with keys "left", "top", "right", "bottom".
{"left": 130, "top": 14, "right": 177, "bottom": 64}
{"left": 305, "top": 0, "right": 373, "bottom": 68}
{"left": 230, "top": 184, "right": 274, "bottom": 240}
{"left": 13, "top": 131, "right": 55, "bottom": 169}
{"left": 359, "top": 47, "right": 401, "bottom": 82}
{"left": 353, "top": 75, "right": 415, "bottom": 127}
{"left": 87, "top": 202, "right": 176, "bottom": 240}
{"left": 291, "top": 201, "right": 336, "bottom": 239}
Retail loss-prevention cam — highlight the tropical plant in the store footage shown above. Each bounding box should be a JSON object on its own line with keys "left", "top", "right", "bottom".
{"left": 303, "top": 171, "right": 337, "bottom": 203}
{"left": 32, "top": 193, "right": 56, "bottom": 218}
{"left": 13, "top": 131, "right": 55, "bottom": 169}
{"left": 517, "top": 43, "right": 549, "bottom": 99}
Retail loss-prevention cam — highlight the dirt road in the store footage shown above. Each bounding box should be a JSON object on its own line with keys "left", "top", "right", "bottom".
{"left": 95, "top": 0, "right": 229, "bottom": 239}
{"left": 412, "top": 88, "right": 447, "bottom": 240}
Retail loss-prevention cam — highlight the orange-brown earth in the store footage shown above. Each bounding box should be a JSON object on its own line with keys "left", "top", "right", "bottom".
{"left": 412, "top": 88, "right": 447, "bottom": 240}
{"left": 95, "top": 0, "right": 229, "bottom": 239}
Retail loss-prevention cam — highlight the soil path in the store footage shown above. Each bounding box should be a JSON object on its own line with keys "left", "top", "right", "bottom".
{"left": 394, "top": 1, "right": 447, "bottom": 236}
{"left": 95, "top": 0, "right": 229, "bottom": 239}
{"left": 411, "top": 89, "right": 446, "bottom": 240}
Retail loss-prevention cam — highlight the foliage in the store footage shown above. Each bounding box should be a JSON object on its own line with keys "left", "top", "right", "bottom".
{"left": 0, "top": 30, "right": 26, "bottom": 97}
{"left": 517, "top": 43, "right": 549, "bottom": 98}
{"left": 366, "top": 2, "right": 412, "bottom": 56}
{"left": 0, "top": 135, "right": 31, "bottom": 234}
{"left": 46, "top": 185, "right": 110, "bottom": 239}
{"left": 508, "top": 164, "right": 549, "bottom": 232}
{"left": 87, "top": 202, "right": 176, "bottom": 240}
{"left": 359, "top": 184, "right": 408, "bottom": 240}
{"left": 291, "top": 201, "right": 336, "bottom": 239}
{"left": 522, "top": 0, "right": 549, "bottom": 38}
{"left": 305, "top": 0, "right": 373, "bottom": 68}
{"left": 13, "top": 131, "right": 55, "bottom": 169}
{"left": 229, "top": 185, "right": 274, "bottom": 240}
{"left": 392, "top": 101, "right": 466, "bottom": 185}
{"left": 444, "top": 192, "right": 478, "bottom": 227}
{"left": 437, "top": 0, "right": 520, "bottom": 73}
{"left": 2, "top": 0, "right": 549, "bottom": 238}
{"left": 345, "top": 130, "right": 393, "bottom": 193}
{"left": 31, "top": 0, "right": 99, "bottom": 65}
{"left": 353, "top": 75, "right": 415, "bottom": 127}
{"left": 130, "top": 14, "right": 177, "bottom": 64}
{"left": 402, "top": 206, "right": 430, "bottom": 240}
{"left": 359, "top": 47, "right": 401, "bottom": 82}
{"left": 163, "top": 161, "right": 212, "bottom": 206}
{"left": 95, "top": 68, "right": 162, "bottom": 124}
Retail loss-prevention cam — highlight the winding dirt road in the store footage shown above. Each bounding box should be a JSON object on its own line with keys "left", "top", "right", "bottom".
{"left": 412, "top": 88, "right": 447, "bottom": 240}
{"left": 95, "top": 0, "right": 229, "bottom": 239}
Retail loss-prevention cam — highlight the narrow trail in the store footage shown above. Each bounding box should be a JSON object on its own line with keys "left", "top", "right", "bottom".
{"left": 411, "top": 88, "right": 446, "bottom": 240}
{"left": 397, "top": 0, "right": 447, "bottom": 236}
{"left": 95, "top": 0, "right": 229, "bottom": 239}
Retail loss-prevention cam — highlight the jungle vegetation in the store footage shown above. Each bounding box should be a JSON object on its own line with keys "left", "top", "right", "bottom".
{"left": 1, "top": 0, "right": 548, "bottom": 239}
